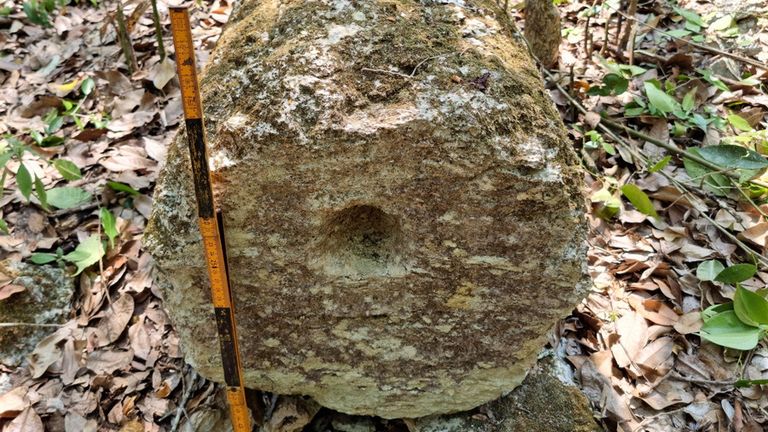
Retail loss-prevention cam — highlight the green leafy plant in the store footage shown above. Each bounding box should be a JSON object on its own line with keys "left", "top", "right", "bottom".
{"left": 22, "top": 0, "right": 71, "bottom": 27}
{"left": 31, "top": 234, "right": 105, "bottom": 275}
{"left": 100, "top": 207, "right": 118, "bottom": 249}
{"left": 682, "top": 144, "right": 768, "bottom": 196}
{"left": 30, "top": 208, "right": 119, "bottom": 275}
{"left": 43, "top": 78, "right": 105, "bottom": 132}
{"left": 583, "top": 130, "right": 616, "bottom": 155}
{"left": 698, "top": 261, "right": 765, "bottom": 350}
{"left": 589, "top": 177, "right": 624, "bottom": 220}
{"left": 587, "top": 74, "right": 628, "bottom": 97}
{"left": 0, "top": 135, "right": 91, "bottom": 216}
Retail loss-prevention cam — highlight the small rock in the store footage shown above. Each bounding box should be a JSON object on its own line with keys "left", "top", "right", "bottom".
{"left": 0, "top": 260, "right": 73, "bottom": 367}
{"left": 411, "top": 353, "right": 603, "bottom": 432}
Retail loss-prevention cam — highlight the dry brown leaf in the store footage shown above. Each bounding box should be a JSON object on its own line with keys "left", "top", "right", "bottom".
{"left": 85, "top": 349, "right": 134, "bottom": 374}
{"left": 628, "top": 295, "right": 679, "bottom": 326}
{"left": 589, "top": 350, "right": 615, "bottom": 379}
{"left": 128, "top": 319, "right": 151, "bottom": 360}
{"left": 61, "top": 338, "right": 84, "bottom": 385}
{"left": 180, "top": 407, "right": 230, "bottom": 432}
{"left": 105, "top": 111, "right": 155, "bottom": 135}
{"left": 118, "top": 419, "right": 144, "bottom": 432}
{"left": 152, "top": 58, "right": 176, "bottom": 90}
{"left": 0, "top": 388, "right": 29, "bottom": 418}
{"left": 0, "top": 283, "right": 25, "bottom": 300}
{"left": 95, "top": 293, "right": 134, "bottom": 347}
{"left": 64, "top": 412, "right": 97, "bottom": 432}
{"left": 673, "top": 312, "right": 703, "bottom": 335}
{"left": 107, "top": 400, "right": 124, "bottom": 425}
{"left": 679, "top": 242, "right": 715, "bottom": 261}
{"left": 635, "top": 336, "right": 674, "bottom": 377}
{"left": 99, "top": 152, "right": 156, "bottom": 172}
{"left": 95, "top": 70, "right": 133, "bottom": 94}
{"left": 28, "top": 326, "right": 71, "bottom": 379}
{"left": 634, "top": 379, "right": 693, "bottom": 410}
{"left": 3, "top": 407, "right": 44, "bottom": 432}
{"left": 611, "top": 311, "right": 648, "bottom": 368}
{"left": 740, "top": 222, "right": 768, "bottom": 249}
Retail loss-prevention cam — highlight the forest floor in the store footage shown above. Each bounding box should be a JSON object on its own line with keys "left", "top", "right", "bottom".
{"left": 0, "top": 0, "right": 767, "bottom": 431}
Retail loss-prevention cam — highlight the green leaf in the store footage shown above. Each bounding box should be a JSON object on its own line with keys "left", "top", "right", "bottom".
{"left": 107, "top": 180, "right": 140, "bottom": 195}
{"left": 715, "top": 263, "right": 757, "bottom": 284}
{"left": 735, "top": 378, "right": 768, "bottom": 388}
{"left": 697, "top": 260, "right": 725, "bottom": 282}
{"left": 698, "top": 69, "right": 729, "bottom": 92}
{"left": 29, "top": 130, "right": 43, "bottom": 145}
{"left": 672, "top": 122, "right": 687, "bottom": 137}
{"left": 727, "top": 114, "right": 753, "bottom": 132}
{"left": 620, "top": 183, "right": 658, "bottom": 217}
{"left": 702, "top": 302, "right": 733, "bottom": 321}
{"left": 734, "top": 285, "right": 768, "bottom": 327}
{"left": 698, "top": 145, "right": 768, "bottom": 170}
{"left": 644, "top": 82, "right": 680, "bottom": 116}
{"left": 34, "top": 177, "right": 48, "bottom": 210}
{"left": 23, "top": 0, "right": 50, "bottom": 26}
{"left": 30, "top": 252, "right": 58, "bottom": 264}
{"left": 80, "top": 77, "right": 95, "bottom": 96}
{"left": 666, "top": 29, "right": 691, "bottom": 38}
{"left": 44, "top": 114, "right": 63, "bottom": 135}
{"left": 40, "top": 135, "right": 65, "bottom": 147}
{"left": 673, "top": 7, "right": 704, "bottom": 27}
{"left": 16, "top": 164, "right": 33, "bottom": 200}
{"left": 100, "top": 207, "right": 118, "bottom": 249}
{"left": 709, "top": 14, "right": 734, "bottom": 32}
{"left": 648, "top": 156, "right": 672, "bottom": 173}
{"left": 53, "top": 159, "right": 82, "bottom": 180}
{"left": 699, "top": 310, "right": 761, "bottom": 350}
{"left": 603, "top": 73, "right": 628, "bottom": 95}
{"left": 587, "top": 73, "right": 628, "bottom": 96}
{"left": 46, "top": 187, "right": 92, "bottom": 209}
{"left": 683, "top": 148, "right": 730, "bottom": 195}
{"left": 0, "top": 218, "right": 8, "bottom": 234}
{"left": 63, "top": 234, "right": 104, "bottom": 275}
{"left": 682, "top": 89, "right": 696, "bottom": 112}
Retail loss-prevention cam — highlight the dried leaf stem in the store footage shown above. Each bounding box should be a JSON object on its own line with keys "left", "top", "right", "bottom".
{"left": 150, "top": 0, "right": 166, "bottom": 61}
{"left": 116, "top": 1, "right": 138, "bottom": 74}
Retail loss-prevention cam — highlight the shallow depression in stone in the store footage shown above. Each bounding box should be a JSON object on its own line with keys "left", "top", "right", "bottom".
{"left": 313, "top": 205, "right": 408, "bottom": 278}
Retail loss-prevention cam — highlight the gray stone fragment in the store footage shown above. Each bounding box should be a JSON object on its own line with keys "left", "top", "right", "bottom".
{"left": 411, "top": 352, "right": 602, "bottom": 432}
{"left": 146, "top": 0, "right": 587, "bottom": 418}
{"left": 0, "top": 260, "right": 73, "bottom": 367}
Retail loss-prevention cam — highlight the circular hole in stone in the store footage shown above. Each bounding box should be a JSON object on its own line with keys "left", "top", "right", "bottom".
{"left": 316, "top": 205, "right": 407, "bottom": 278}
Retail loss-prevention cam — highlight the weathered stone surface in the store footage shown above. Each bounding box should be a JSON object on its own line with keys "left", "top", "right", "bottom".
{"left": 146, "top": 0, "right": 587, "bottom": 419}
{"left": 411, "top": 352, "right": 602, "bottom": 431}
{"left": 0, "top": 261, "right": 73, "bottom": 367}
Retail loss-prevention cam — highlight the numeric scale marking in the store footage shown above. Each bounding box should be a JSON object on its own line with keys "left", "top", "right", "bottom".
{"left": 169, "top": 8, "right": 252, "bottom": 432}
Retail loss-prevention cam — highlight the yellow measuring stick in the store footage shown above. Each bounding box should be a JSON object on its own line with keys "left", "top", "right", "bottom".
{"left": 169, "top": 8, "right": 252, "bottom": 431}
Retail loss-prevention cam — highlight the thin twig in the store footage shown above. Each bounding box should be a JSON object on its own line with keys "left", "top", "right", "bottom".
{"left": 170, "top": 369, "right": 200, "bottom": 432}
{"left": 618, "top": 0, "right": 638, "bottom": 52}
{"left": 362, "top": 51, "right": 466, "bottom": 79}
